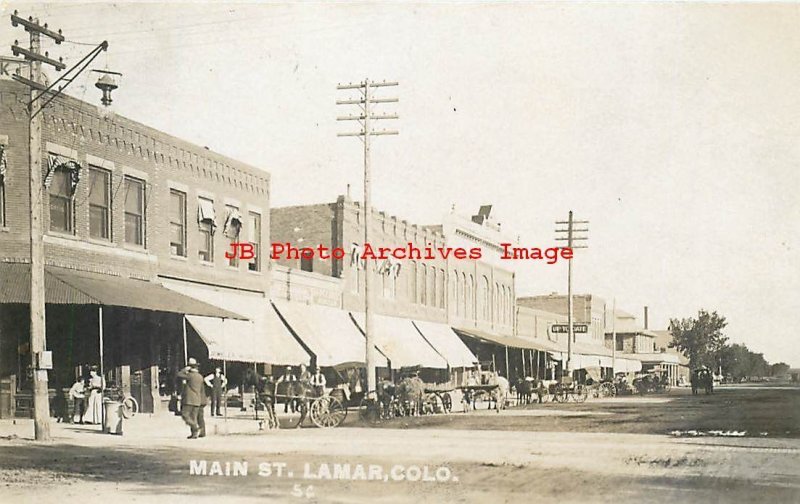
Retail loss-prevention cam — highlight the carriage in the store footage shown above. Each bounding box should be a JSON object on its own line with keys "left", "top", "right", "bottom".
{"left": 249, "top": 374, "right": 348, "bottom": 429}
{"left": 690, "top": 367, "right": 714, "bottom": 395}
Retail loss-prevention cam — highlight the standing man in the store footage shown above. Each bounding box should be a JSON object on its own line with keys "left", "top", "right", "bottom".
{"left": 310, "top": 366, "right": 327, "bottom": 397}
{"left": 275, "top": 366, "right": 297, "bottom": 413}
{"left": 204, "top": 367, "right": 228, "bottom": 417}
{"left": 177, "top": 358, "right": 207, "bottom": 439}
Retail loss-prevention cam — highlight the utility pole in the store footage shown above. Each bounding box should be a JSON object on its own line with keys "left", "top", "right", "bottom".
{"left": 10, "top": 11, "right": 65, "bottom": 441}
{"left": 336, "top": 79, "right": 398, "bottom": 396}
{"left": 555, "top": 211, "right": 588, "bottom": 378}
{"left": 611, "top": 297, "right": 617, "bottom": 377}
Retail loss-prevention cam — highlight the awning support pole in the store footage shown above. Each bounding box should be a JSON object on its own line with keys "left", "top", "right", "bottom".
{"left": 504, "top": 346, "right": 509, "bottom": 379}
{"left": 521, "top": 348, "right": 525, "bottom": 378}
{"left": 223, "top": 359, "right": 227, "bottom": 421}
{"left": 182, "top": 316, "right": 188, "bottom": 367}
{"left": 99, "top": 305, "right": 105, "bottom": 432}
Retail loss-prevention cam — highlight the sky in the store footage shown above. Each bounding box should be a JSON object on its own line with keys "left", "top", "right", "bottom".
{"left": 3, "top": 1, "right": 799, "bottom": 366}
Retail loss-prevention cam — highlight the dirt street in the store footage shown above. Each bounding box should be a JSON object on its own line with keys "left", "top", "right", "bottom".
{"left": 1, "top": 385, "right": 798, "bottom": 503}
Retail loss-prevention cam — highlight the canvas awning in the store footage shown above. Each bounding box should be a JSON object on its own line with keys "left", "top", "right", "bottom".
{"left": 350, "top": 312, "right": 448, "bottom": 369}
{"left": 271, "top": 299, "right": 388, "bottom": 368}
{"left": 614, "top": 357, "right": 643, "bottom": 373}
{"left": 455, "top": 327, "right": 564, "bottom": 353}
{"left": 0, "top": 263, "right": 242, "bottom": 319}
{"left": 412, "top": 320, "right": 477, "bottom": 368}
{"left": 162, "top": 280, "right": 309, "bottom": 365}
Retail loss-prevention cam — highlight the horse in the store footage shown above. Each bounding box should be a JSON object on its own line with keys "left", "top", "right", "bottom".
{"left": 397, "top": 375, "right": 425, "bottom": 416}
{"left": 486, "top": 374, "right": 510, "bottom": 412}
{"left": 691, "top": 369, "right": 714, "bottom": 395}
{"left": 514, "top": 377, "right": 537, "bottom": 405}
{"left": 376, "top": 379, "right": 398, "bottom": 418}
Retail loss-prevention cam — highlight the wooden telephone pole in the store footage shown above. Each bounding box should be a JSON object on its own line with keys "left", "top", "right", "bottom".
{"left": 336, "top": 79, "right": 398, "bottom": 396}
{"left": 10, "top": 10, "right": 65, "bottom": 441}
{"left": 555, "top": 211, "right": 589, "bottom": 376}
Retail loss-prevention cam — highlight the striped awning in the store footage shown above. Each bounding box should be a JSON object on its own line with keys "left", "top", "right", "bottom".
{"left": 0, "top": 263, "right": 242, "bottom": 319}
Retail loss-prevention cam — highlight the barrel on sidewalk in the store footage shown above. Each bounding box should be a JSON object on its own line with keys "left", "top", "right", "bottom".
{"left": 103, "top": 400, "right": 123, "bottom": 435}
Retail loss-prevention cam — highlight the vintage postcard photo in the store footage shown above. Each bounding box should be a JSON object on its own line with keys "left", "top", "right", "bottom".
{"left": 0, "top": 1, "right": 798, "bottom": 503}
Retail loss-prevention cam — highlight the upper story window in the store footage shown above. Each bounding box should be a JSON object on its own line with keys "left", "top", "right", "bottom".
{"left": 88, "top": 167, "right": 111, "bottom": 240}
{"left": 49, "top": 168, "right": 74, "bottom": 233}
{"left": 124, "top": 177, "right": 145, "bottom": 247}
{"left": 223, "top": 205, "right": 242, "bottom": 267}
{"left": 248, "top": 211, "right": 261, "bottom": 272}
{"left": 197, "top": 197, "right": 215, "bottom": 263}
{"left": 169, "top": 189, "right": 187, "bottom": 257}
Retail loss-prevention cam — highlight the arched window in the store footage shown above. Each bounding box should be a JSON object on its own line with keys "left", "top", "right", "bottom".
{"left": 420, "top": 266, "right": 428, "bottom": 305}
{"left": 409, "top": 261, "right": 417, "bottom": 303}
{"left": 456, "top": 273, "right": 463, "bottom": 316}
{"left": 481, "top": 276, "right": 490, "bottom": 321}
{"left": 460, "top": 272, "right": 467, "bottom": 317}
{"left": 438, "top": 268, "right": 446, "bottom": 309}
{"left": 428, "top": 265, "right": 436, "bottom": 307}
{"left": 465, "top": 276, "right": 472, "bottom": 319}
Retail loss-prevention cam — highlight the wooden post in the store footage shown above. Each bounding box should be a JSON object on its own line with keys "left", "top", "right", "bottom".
{"left": 27, "top": 23, "right": 50, "bottom": 442}
{"left": 182, "top": 316, "right": 188, "bottom": 366}
{"left": 99, "top": 306, "right": 104, "bottom": 431}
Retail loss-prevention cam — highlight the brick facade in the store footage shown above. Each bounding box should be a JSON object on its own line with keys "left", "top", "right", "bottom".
{"left": 270, "top": 196, "right": 516, "bottom": 335}
{"left": 0, "top": 80, "right": 270, "bottom": 292}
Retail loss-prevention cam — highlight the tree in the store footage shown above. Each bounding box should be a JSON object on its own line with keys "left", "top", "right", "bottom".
{"left": 669, "top": 309, "right": 728, "bottom": 369}
{"left": 770, "top": 362, "right": 791, "bottom": 377}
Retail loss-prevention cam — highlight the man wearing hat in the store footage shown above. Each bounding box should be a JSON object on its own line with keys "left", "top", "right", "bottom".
{"left": 177, "top": 358, "right": 207, "bottom": 439}
{"left": 310, "top": 366, "right": 327, "bottom": 397}
{"left": 275, "top": 366, "right": 297, "bottom": 413}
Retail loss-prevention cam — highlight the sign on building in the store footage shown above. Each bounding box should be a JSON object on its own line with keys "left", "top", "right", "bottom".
{"left": 550, "top": 324, "right": 588, "bottom": 334}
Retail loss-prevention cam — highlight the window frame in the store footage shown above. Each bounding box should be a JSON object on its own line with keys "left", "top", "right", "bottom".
{"left": 123, "top": 176, "right": 146, "bottom": 247}
{"left": 48, "top": 167, "right": 74, "bottom": 234}
{"left": 247, "top": 211, "right": 261, "bottom": 272}
{"left": 169, "top": 189, "right": 187, "bottom": 257}
{"left": 88, "top": 166, "right": 112, "bottom": 241}
{"left": 197, "top": 197, "right": 215, "bottom": 263}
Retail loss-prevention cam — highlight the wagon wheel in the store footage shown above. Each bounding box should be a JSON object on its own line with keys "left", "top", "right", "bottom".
{"left": 121, "top": 396, "right": 138, "bottom": 419}
{"left": 441, "top": 392, "right": 452, "bottom": 413}
{"left": 553, "top": 384, "right": 568, "bottom": 403}
{"left": 358, "top": 397, "right": 380, "bottom": 424}
{"left": 662, "top": 382, "right": 671, "bottom": 393}
{"left": 310, "top": 396, "right": 347, "bottom": 428}
{"left": 573, "top": 384, "right": 588, "bottom": 403}
{"left": 472, "top": 391, "right": 486, "bottom": 409}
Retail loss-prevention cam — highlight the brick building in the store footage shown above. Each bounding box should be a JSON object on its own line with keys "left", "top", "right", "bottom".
{"left": 270, "top": 197, "right": 516, "bottom": 336}
{"left": 0, "top": 79, "right": 296, "bottom": 416}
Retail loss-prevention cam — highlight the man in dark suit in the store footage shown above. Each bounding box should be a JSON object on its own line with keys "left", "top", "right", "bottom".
{"left": 177, "top": 358, "right": 207, "bottom": 439}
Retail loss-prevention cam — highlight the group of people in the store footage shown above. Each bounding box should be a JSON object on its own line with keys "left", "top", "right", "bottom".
{"left": 274, "top": 364, "right": 327, "bottom": 412}
{"left": 65, "top": 365, "right": 105, "bottom": 424}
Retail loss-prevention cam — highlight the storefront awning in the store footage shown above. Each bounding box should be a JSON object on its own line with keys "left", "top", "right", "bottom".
{"left": 271, "top": 300, "right": 388, "bottom": 368}
{"left": 412, "top": 320, "right": 477, "bottom": 368}
{"left": 350, "top": 312, "right": 448, "bottom": 369}
{"left": 455, "top": 327, "right": 563, "bottom": 352}
{"left": 185, "top": 316, "right": 273, "bottom": 363}
{"left": 162, "top": 281, "right": 310, "bottom": 365}
{"left": 614, "top": 357, "right": 643, "bottom": 373}
{"left": 0, "top": 263, "right": 242, "bottom": 319}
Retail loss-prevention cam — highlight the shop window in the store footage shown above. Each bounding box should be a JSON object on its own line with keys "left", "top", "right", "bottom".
{"left": 169, "top": 189, "right": 187, "bottom": 256}
{"left": 88, "top": 167, "right": 111, "bottom": 240}
{"left": 124, "top": 177, "right": 145, "bottom": 246}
